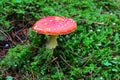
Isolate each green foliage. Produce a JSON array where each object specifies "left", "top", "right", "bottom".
[
  {"left": 0, "top": 0, "right": 120, "bottom": 80},
  {"left": 28, "top": 28, "right": 44, "bottom": 46},
  {"left": 0, "top": 45, "right": 32, "bottom": 70},
  {"left": 6, "top": 76, "right": 13, "bottom": 80}
]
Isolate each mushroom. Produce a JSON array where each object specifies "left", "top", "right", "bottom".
[{"left": 32, "top": 16, "right": 77, "bottom": 49}]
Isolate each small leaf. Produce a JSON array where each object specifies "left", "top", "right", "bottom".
[
  {"left": 112, "top": 68, "right": 118, "bottom": 72},
  {"left": 102, "top": 60, "right": 112, "bottom": 66},
  {"left": 6, "top": 76, "right": 13, "bottom": 80}
]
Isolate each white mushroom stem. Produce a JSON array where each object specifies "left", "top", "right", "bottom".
[{"left": 46, "top": 35, "right": 58, "bottom": 49}]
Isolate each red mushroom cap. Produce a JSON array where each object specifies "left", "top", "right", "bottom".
[{"left": 32, "top": 16, "right": 77, "bottom": 35}]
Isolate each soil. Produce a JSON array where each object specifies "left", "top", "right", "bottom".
[{"left": 0, "top": 20, "right": 33, "bottom": 60}]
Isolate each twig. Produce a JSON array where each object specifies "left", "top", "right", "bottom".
[
  {"left": 60, "top": 55, "right": 73, "bottom": 68},
  {"left": 6, "top": 32, "right": 16, "bottom": 45},
  {"left": 55, "top": 61, "right": 62, "bottom": 80},
  {"left": 0, "top": 29, "right": 16, "bottom": 45},
  {"left": 82, "top": 54, "right": 94, "bottom": 68},
  {"left": 50, "top": 56, "right": 58, "bottom": 64},
  {"left": 12, "top": 31, "right": 24, "bottom": 43},
  {"left": 30, "top": 68, "right": 35, "bottom": 80}
]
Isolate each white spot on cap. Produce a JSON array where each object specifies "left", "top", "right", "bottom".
[
  {"left": 44, "top": 22, "right": 48, "bottom": 25},
  {"left": 46, "top": 28, "right": 51, "bottom": 31},
  {"left": 55, "top": 16, "right": 64, "bottom": 21},
  {"left": 50, "top": 20, "right": 53, "bottom": 22},
  {"left": 34, "top": 26, "right": 38, "bottom": 30}
]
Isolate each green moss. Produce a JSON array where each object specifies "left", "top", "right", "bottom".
[{"left": 0, "top": 0, "right": 120, "bottom": 79}]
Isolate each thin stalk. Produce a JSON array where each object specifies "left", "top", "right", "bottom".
[{"left": 46, "top": 35, "right": 58, "bottom": 49}]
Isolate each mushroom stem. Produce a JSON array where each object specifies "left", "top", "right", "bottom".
[{"left": 46, "top": 35, "right": 58, "bottom": 49}]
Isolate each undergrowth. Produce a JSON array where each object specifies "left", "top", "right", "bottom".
[{"left": 0, "top": 0, "right": 120, "bottom": 80}]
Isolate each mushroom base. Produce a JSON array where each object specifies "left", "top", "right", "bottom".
[{"left": 46, "top": 35, "right": 58, "bottom": 49}]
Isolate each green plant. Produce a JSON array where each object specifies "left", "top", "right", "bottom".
[
  {"left": 0, "top": 45, "right": 32, "bottom": 69},
  {"left": 0, "top": 0, "right": 120, "bottom": 79}
]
